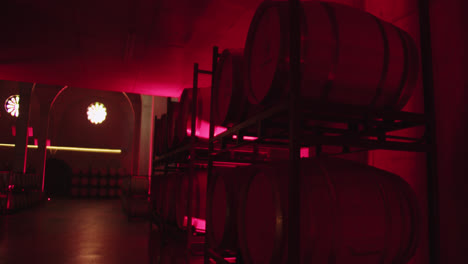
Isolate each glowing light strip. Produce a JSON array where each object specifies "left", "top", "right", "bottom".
[
  {"left": 0, "top": 143, "right": 121, "bottom": 153},
  {"left": 47, "top": 146, "right": 121, "bottom": 154}
]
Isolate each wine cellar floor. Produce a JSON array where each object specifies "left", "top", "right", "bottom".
[{"left": 0, "top": 199, "right": 149, "bottom": 264}]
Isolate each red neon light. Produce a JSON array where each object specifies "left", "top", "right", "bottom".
[
  {"left": 232, "top": 135, "right": 258, "bottom": 141},
  {"left": 300, "top": 147, "right": 310, "bottom": 158},
  {"left": 183, "top": 216, "right": 206, "bottom": 233},
  {"left": 184, "top": 119, "right": 259, "bottom": 141},
  {"left": 186, "top": 119, "right": 227, "bottom": 139}
]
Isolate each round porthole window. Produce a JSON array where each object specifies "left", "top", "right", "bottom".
[
  {"left": 5, "top": 95, "right": 20, "bottom": 117},
  {"left": 87, "top": 102, "right": 107, "bottom": 124}
]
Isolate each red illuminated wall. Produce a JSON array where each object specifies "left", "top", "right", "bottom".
[
  {"left": 363, "top": 1, "right": 428, "bottom": 264},
  {"left": 46, "top": 87, "right": 140, "bottom": 174},
  {"left": 365, "top": 0, "right": 468, "bottom": 263}
]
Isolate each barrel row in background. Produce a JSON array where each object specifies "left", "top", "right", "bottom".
[
  {"left": 3, "top": 191, "right": 42, "bottom": 213},
  {"left": 0, "top": 171, "right": 42, "bottom": 191},
  {"left": 1, "top": 171, "right": 44, "bottom": 214},
  {"left": 70, "top": 167, "right": 128, "bottom": 199}
]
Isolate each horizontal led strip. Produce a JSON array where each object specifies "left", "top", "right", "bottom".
[
  {"left": 47, "top": 146, "right": 121, "bottom": 154},
  {"left": 0, "top": 143, "right": 121, "bottom": 154}
]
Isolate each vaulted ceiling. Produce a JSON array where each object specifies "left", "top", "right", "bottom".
[{"left": 0, "top": 0, "right": 263, "bottom": 97}]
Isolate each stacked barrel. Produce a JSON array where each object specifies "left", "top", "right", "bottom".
[
  {"left": 154, "top": 87, "right": 220, "bottom": 156},
  {"left": 120, "top": 175, "right": 150, "bottom": 219},
  {"left": 152, "top": 170, "right": 207, "bottom": 233},
  {"left": 150, "top": 1, "right": 422, "bottom": 263},
  {"left": 201, "top": 1, "right": 421, "bottom": 264},
  {"left": 0, "top": 172, "right": 43, "bottom": 213},
  {"left": 70, "top": 167, "right": 125, "bottom": 199},
  {"left": 206, "top": 158, "right": 420, "bottom": 264}
]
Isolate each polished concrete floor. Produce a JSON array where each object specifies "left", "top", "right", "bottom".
[{"left": 0, "top": 199, "right": 149, "bottom": 264}]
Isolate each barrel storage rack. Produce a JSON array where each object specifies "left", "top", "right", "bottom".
[
  {"left": 0, "top": 171, "right": 43, "bottom": 215},
  {"left": 150, "top": 47, "right": 273, "bottom": 259},
  {"left": 204, "top": 79, "right": 428, "bottom": 263},
  {"left": 203, "top": 1, "right": 437, "bottom": 264},
  {"left": 150, "top": 52, "right": 218, "bottom": 256},
  {"left": 151, "top": 0, "right": 438, "bottom": 263}
]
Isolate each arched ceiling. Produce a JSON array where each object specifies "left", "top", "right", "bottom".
[{"left": 0, "top": 0, "right": 263, "bottom": 97}]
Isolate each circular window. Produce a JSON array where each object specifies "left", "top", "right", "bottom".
[
  {"left": 87, "top": 102, "right": 107, "bottom": 124},
  {"left": 5, "top": 95, "right": 20, "bottom": 117}
]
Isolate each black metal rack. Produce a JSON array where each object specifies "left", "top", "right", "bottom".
[
  {"left": 151, "top": 1, "right": 438, "bottom": 262},
  {"left": 151, "top": 49, "right": 220, "bottom": 255},
  {"left": 203, "top": 1, "right": 436, "bottom": 264}
]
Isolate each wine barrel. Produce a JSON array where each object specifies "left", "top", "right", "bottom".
[
  {"left": 89, "top": 187, "right": 98, "bottom": 197},
  {"left": 71, "top": 175, "right": 80, "bottom": 186},
  {"left": 175, "top": 87, "right": 212, "bottom": 141},
  {"left": 244, "top": 1, "right": 419, "bottom": 111},
  {"left": 213, "top": 49, "right": 251, "bottom": 127},
  {"left": 175, "top": 170, "right": 207, "bottom": 231},
  {"left": 121, "top": 176, "right": 149, "bottom": 195},
  {"left": 237, "top": 157, "right": 420, "bottom": 264},
  {"left": 161, "top": 173, "right": 179, "bottom": 222},
  {"left": 159, "top": 114, "right": 168, "bottom": 154},
  {"left": 206, "top": 166, "right": 251, "bottom": 250},
  {"left": 99, "top": 188, "right": 107, "bottom": 198},
  {"left": 0, "top": 172, "right": 9, "bottom": 190},
  {"left": 167, "top": 102, "right": 181, "bottom": 148},
  {"left": 79, "top": 187, "right": 88, "bottom": 197},
  {"left": 109, "top": 176, "right": 117, "bottom": 187},
  {"left": 71, "top": 187, "right": 79, "bottom": 197},
  {"left": 153, "top": 118, "right": 161, "bottom": 155},
  {"left": 99, "top": 176, "right": 108, "bottom": 187}
]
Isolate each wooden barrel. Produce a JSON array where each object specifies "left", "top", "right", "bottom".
[
  {"left": 121, "top": 176, "right": 149, "bottom": 195},
  {"left": 175, "top": 170, "right": 207, "bottom": 231},
  {"left": 71, "top": 187, "right": 79, "bottom": 197},
  {"left": 206, "top": 166, "right": 251, "bottom": 250},
  {"left": 89, "top": 187, "right": 98, "bottom": 197},
  {"left": 99, "top": 188, "right": 107, "bottom": 198},
  {"left": 79, "top": 187, "right": 88, "bottom": 197},
  {"left": 244, "top": 1, "right": 419, "bottom": 111},
  {"left": 161, "top": 173, "right": 179, "bottom": 222},
  {"left": 237, "top": 157, "right": 420, "bottom": 264},
  {"left": 167, "top": 102, "right": 181, "bottom": 148},
  {"left": 109, "top": 176, "right": 117, "bottom": 187},
  {"left": 159, "top": 114, "right": 168, "bottom": 154},
  {"left": 108, "top": 188, "right": 117, "bottom": 198},
  {"left": 99, "top": 176, "right": 108, "bottom": 187},
  {"left": 175, "top": 87, "right": 212, "bottom": 141},
  {"left": 90, "top": 169, "right": 99, "bottom": 186},
  {"left": 153, "top": 118, "right": 161, "bottom": 155},
  {"left": 154, "top": 176, "right": 164, "bottom": 215},
  {"left": 0, "top": 172, "right": 9, "bottom": 190},
  {"left": 213, "top": 49, "right": 251, "bottom": 127}
]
